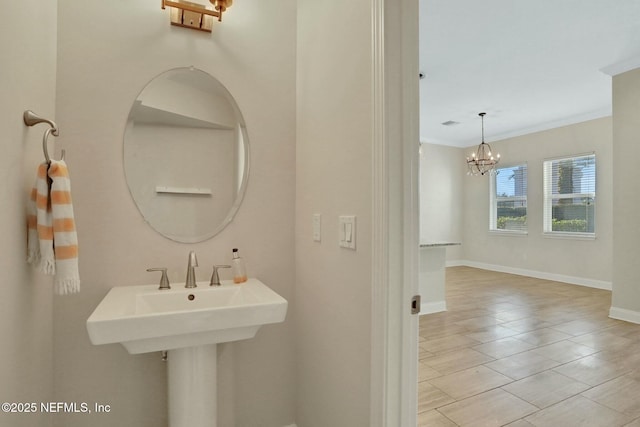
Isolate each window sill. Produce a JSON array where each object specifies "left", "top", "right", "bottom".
[
  {"left": 489, "top": 230, "right": 528, "bottom": 237},
  {"left": 543, "top": 232, "right": 596, "bottom": 240}
]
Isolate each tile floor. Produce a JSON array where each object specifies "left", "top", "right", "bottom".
[{"left": 418, "top": 266, "right": 640, "bottom": 427}]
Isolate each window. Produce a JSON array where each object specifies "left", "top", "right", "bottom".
[
  {"left": 490, "top": 164, "right": 528, "bottom": 233},
  {"left": 543, "top": 153, "right": 596, "bottom": 237}
]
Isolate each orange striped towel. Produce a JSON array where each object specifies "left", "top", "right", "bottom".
[{"left": 27, "top": 160, "right": 80, "bottom": 295}]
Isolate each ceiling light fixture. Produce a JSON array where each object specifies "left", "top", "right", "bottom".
[
  {"left": 161, "top": 0, "right": 233, "bottom": 32},
  {"left": 466, "top": 112, "right": 500, "bottom": 176}
]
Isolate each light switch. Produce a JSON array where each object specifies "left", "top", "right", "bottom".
[
  {"left": 345, "top": 222, "right": 353, "bottom": 242},
  {"left": 312, "top": 214, "right": 322, "bottom": 242},
  {"left": 339, "top": 215, "right": 356, "bottom": 250}
]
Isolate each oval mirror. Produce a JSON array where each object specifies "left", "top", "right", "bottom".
[{"left": 124, "top": 67, "right": 249, "bottom": 243}]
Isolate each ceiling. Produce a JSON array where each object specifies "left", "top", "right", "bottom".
[{"left": 419, "top": 0, "right": 640, "bottom": 148}]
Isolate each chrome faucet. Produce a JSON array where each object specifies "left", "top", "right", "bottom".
[{"left": 185, "top": 251, "right": 198, "bottom": 288}]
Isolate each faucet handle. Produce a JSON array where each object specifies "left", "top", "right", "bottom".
[
  {"left": 210, "top": 265, "right": 231, "bottom": 286},
  {"left": 147, "top": 267, "right": 171, "bottom": 290}
]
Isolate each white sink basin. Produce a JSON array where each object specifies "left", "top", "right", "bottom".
[{"left": 86, "top": 278, "right": 287, "bottom": 354}]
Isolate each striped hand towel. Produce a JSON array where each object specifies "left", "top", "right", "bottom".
[{"left": 27, "top": 160, "right": 80, "bottom": 295}]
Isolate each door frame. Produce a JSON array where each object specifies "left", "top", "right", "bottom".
[{"left": 370, "top": 0, "right": 420, "bottom": 425}]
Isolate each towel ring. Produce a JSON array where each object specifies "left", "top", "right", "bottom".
[{"left": 23, "top": 110, "right": 65, "bottom": 163}]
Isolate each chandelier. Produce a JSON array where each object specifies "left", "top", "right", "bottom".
[{"left": 466, "top": 112, "right": 500, "bottom": 176}]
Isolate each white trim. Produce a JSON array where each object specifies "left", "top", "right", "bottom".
[
  {"left": 370, "top": 0, "right": 420, "bottom": 426},
  {"left": 609, "top": 307, "right": 640, "bottom": 324},
  {"left": 542, "top": 151, "right": 596, "bottom": 162},
  {"left": 399, "top": 0, "right": 420, "bottom": 423},
  {"left": 458, "top": 260, "right": 612, "bottom": 291},
  {"left": 449, "top": 109, "right": 612, "bottom": 148},
  {"left": 489, "top": 230, "right": 528, "bottom": 237},
  {"left": 420, "top": 301, "right": 447, "bottom": 315},
  {"left": 369, "top": 0, "right": 390, "bottom": 427},
  {"left": 446, "top": 260, "right": 465, "bottom": 267},
  {"left": 600, "top": 56, "right": 640, "bottom": 76},
  {"left": 369, "top": 0, "right": 388, "bottom": 421},
  {"left": 542, "top": 232, "right": 596, "bottom": 240}
]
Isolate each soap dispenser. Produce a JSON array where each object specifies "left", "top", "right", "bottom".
[{"left": 231, "top": 248, "right": 247, "bottom": 284}]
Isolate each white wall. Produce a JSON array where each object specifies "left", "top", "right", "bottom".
[
  {"left": 611, "top": 68, "right": 640, "bottom": 321},
  {"left": 0, "top": 2, "right": 56, "bottom": 426},
  {"left": 54, "top": 1, "right": 296, "bottom": 426},
  {"left": 462, "top": 117, "right": 613, "bottom": 287},
  {"left": 420, "top": 143, "right": 464, "bottom": 261},
  {"left": 295, "top": 0, "right": 374, "bottom": 425}
]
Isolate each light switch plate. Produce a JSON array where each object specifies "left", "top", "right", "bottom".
[
  {"left": 339, "top": 215, "right": 356, "bottom": 250},
  {"left": 312, "top": 214, "right": 322, "bottom": 242}
]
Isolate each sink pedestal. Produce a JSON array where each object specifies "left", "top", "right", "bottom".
[{"left": 168, "top": 344, "right": 217, "bottom": 427}]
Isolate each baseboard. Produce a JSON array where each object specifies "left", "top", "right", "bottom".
[
  {"left": 609, "top": 307, "right": 640, "bottom": 324},
  {"left": 420, "top": 300, "right": 446, "bottom": 315},
  {"left": 446, "top": 259, "right": 465, "bottom": 267},
  {"left": 456, "top": 260, "right": 612, "bottom": 291}
]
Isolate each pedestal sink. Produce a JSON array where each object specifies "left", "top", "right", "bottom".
[{"left": 86, "top": 278, "right": 287, "bottom": 427}]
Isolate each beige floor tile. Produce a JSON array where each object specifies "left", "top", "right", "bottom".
[
  {"left": 513, "top": 328, "right": 573, "bottom": 346},
  {"left": 472, "top": 337, "right": 536, "bottom": 359},
  {"left": 438, "top": 389, "right": 537, "bottom": 427},
  {"left": 455, "top": 315, "right": 503, "bottom": 331},
  {"left": 504, "top": 419, "right": 536, "bottom": 426},
  {"left": 485, "top": 350, "right": 561, "bottom": 380},
  {"left": 422, "top": 333, "right": 481, "bottom": 354},
  {"left": 420, "top": 323, "right": 471, "bottom": 341},
  {"left": 500, "top": 317, "right": 555, "bottom": 333},
  {"left": 418, "top": 267, "right": 639, "bottom": 425},
  {"left": 418, "top": 409, "right": 457, "bottom": 427},
  {"left": 502, "top": 370, "right": 590, "bottom": 409},
  {"left": 448, "top": 309, "right": 494, "bottom": 322},
  {"left": 583, "top": 374, "right": 640, "bottom": 417},
  {"left": 417, "top": 381, "right": 455, "bottom": 413},
  {"left": 485, "top": 302, "right": 528, "bottom": 314},
  {"left": 429, "top": 365, "right": 512, "bottom": 400},
  {"left": 530, "top": 339, "right": 597, "bottom": 363},
  {"left": 418, "top": 344, "right": 435, "bottom": 360},
  {"left": 591, "top": 343, "right": 640, "bottom": 369},
  {"left": 551, "top": 319, "right": 608, "bottom": 336},
  {"left": 553, "top": 355, "right": 631, "bottom": 386},
  {"left": 463, "top": 325, "right": 520, "bottom": 343},
  {"left": 603, "top": 322, "right": 640, "bottom": 340},
  {"left": 570, "top": 330, "right": 635, "bottom": 352},
  {"left": 524, "top": 395, "right": 631, "bottom": 426},
  {"left": 422, "top": 348, "right": 494, "bottom": 375},
  {"left": 494, "top": 309, "right": 533, "bottom": 322},
  {"left": 418, "top": 360, "right": 442, "bottom": 382},
  {"left": 623, "top": 417, "right": 640, "bottom": 426}
]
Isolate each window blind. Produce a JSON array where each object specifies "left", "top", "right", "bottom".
[{"left": 543, "top": 153, "right": 596, "bottom": 236}]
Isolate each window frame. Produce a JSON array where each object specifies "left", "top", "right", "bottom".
[
  {"left": 542, "top": 152, "right": 596, "bottom": 240},
  {"left": 489, "top": 163, "right": 528, "bottom": 235}
]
